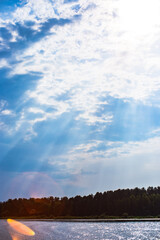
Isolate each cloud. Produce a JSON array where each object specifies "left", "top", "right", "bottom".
[
  {"left": 0, "top": 100, "right": 15, "bottom": 134},
  {"left": 47, "top": 136, "right": 160, "bottom": 194},
  {"left": 0, "top": 59, "right": 9, "bottom": 68},
  {"left": 0, "top": 101, "right": 14, "bottom": 116},
  {"left": 1, "top": 135, "right": 160, "bottom": 199},
  {"left": 55, "top": 136, "right": 160, "bottom": 177},
  {"left": 0, "top": 17, "right": 75, "bottom": 61},
  {"left": 0, "top": 0, "right": 160, "bottom": 141},
  {"left": 1, "top": 109, "right": 13, "bottom": 115},
  {"left": 1, "top": 0, "right": 159, "bottom": 139}
]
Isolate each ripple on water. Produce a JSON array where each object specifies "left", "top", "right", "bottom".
[{"left": 1, "top": 220, "right": 160, "bottom": 240}]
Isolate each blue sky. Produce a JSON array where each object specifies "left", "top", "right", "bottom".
[{"left": 1, "top": 0, "right": 160, "bottom": 201}]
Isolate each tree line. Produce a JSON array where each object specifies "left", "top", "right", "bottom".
[{"left": 1, "top": 187, "right": 160, "bottom": 218}]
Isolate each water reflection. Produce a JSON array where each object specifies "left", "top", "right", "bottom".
[{"left": 1, "top": 220, "right": 160, "bottom": 240}]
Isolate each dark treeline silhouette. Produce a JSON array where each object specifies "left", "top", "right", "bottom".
[{"left": 1, "top": 187, "right": 160, "bottom": 218}]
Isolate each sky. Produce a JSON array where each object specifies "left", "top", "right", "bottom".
[{"left": 1, "top": 0, "right": 160, "bottom": 201}]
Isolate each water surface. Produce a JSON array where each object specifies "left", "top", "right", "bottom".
[{"left": 1, "top": 220, "right": 160, "bottom": 240}]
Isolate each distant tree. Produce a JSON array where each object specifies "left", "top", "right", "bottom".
[{"left": 1, "top": 187, "right": 160, "bottom": 218}]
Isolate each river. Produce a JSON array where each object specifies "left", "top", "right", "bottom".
[{"left": 1, "top": 220, "right": 160, "bottom": 239}]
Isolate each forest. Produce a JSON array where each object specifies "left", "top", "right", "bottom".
[{"left": 1, "top": 187, "right": 160, "bottom": 218}]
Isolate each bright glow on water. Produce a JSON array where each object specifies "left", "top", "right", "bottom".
[{"left": 1, "top": 220, "right": 160, "bottom": 240}]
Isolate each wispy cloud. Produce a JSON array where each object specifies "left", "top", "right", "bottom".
[{"left": 47, "top": 136, "right": 160, "bottom": 194}]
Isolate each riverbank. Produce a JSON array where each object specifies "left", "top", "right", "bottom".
[{"left": 2, "top": 218, "right": 160, "bottom": 222}]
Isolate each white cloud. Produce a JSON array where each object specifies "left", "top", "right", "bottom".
[
  {"left": 13, "top": 0, "right": 56, "bottom": 22},
  {"left": 151, "top": 128, "right": 160, "bottom": 135},
  {"left": 1, "top": 109, "right": 13, "bottom": 115},
  {"left": 28, "top": 107, "right": 45, "bottom": 114},
  {"left": 12, "top": 0, "right": 85, "bottom": 23},
  {"left": 54, "top": 137, "right": 160, "bottom": 172},
  {"left": 0, "top": 59, "right": 9, "bottom": 69},
  {"left": 10, "top": 30, "right": 19, "bottom": 42},
  {"left": 75, "top": 112, "right": 113, "bottom": 125},
  {"left": 47, "top": 136, "right": 160, "bottom": 190},
  {"left": 1, "top": 0, "right": 160, "bottom": 137},
  {"left": 69, "top": 140, "right": 103, "bottom": 153},
  {"left": 0, "top": 100, "right": 16, "bottom": 134},
  {"left": 0, "top": 100, "right": 14, "bottom": 117},
  {"left": 13, "top": 3, "right": 160, "bottom": 92}
]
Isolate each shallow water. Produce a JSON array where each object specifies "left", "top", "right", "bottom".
[{"left": 1, "top": 220, "right": 160, "bottom": 240}]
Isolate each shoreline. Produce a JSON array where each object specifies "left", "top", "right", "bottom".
[{"left": 2, "top": 218, "right": 160, "bottom": 222}]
